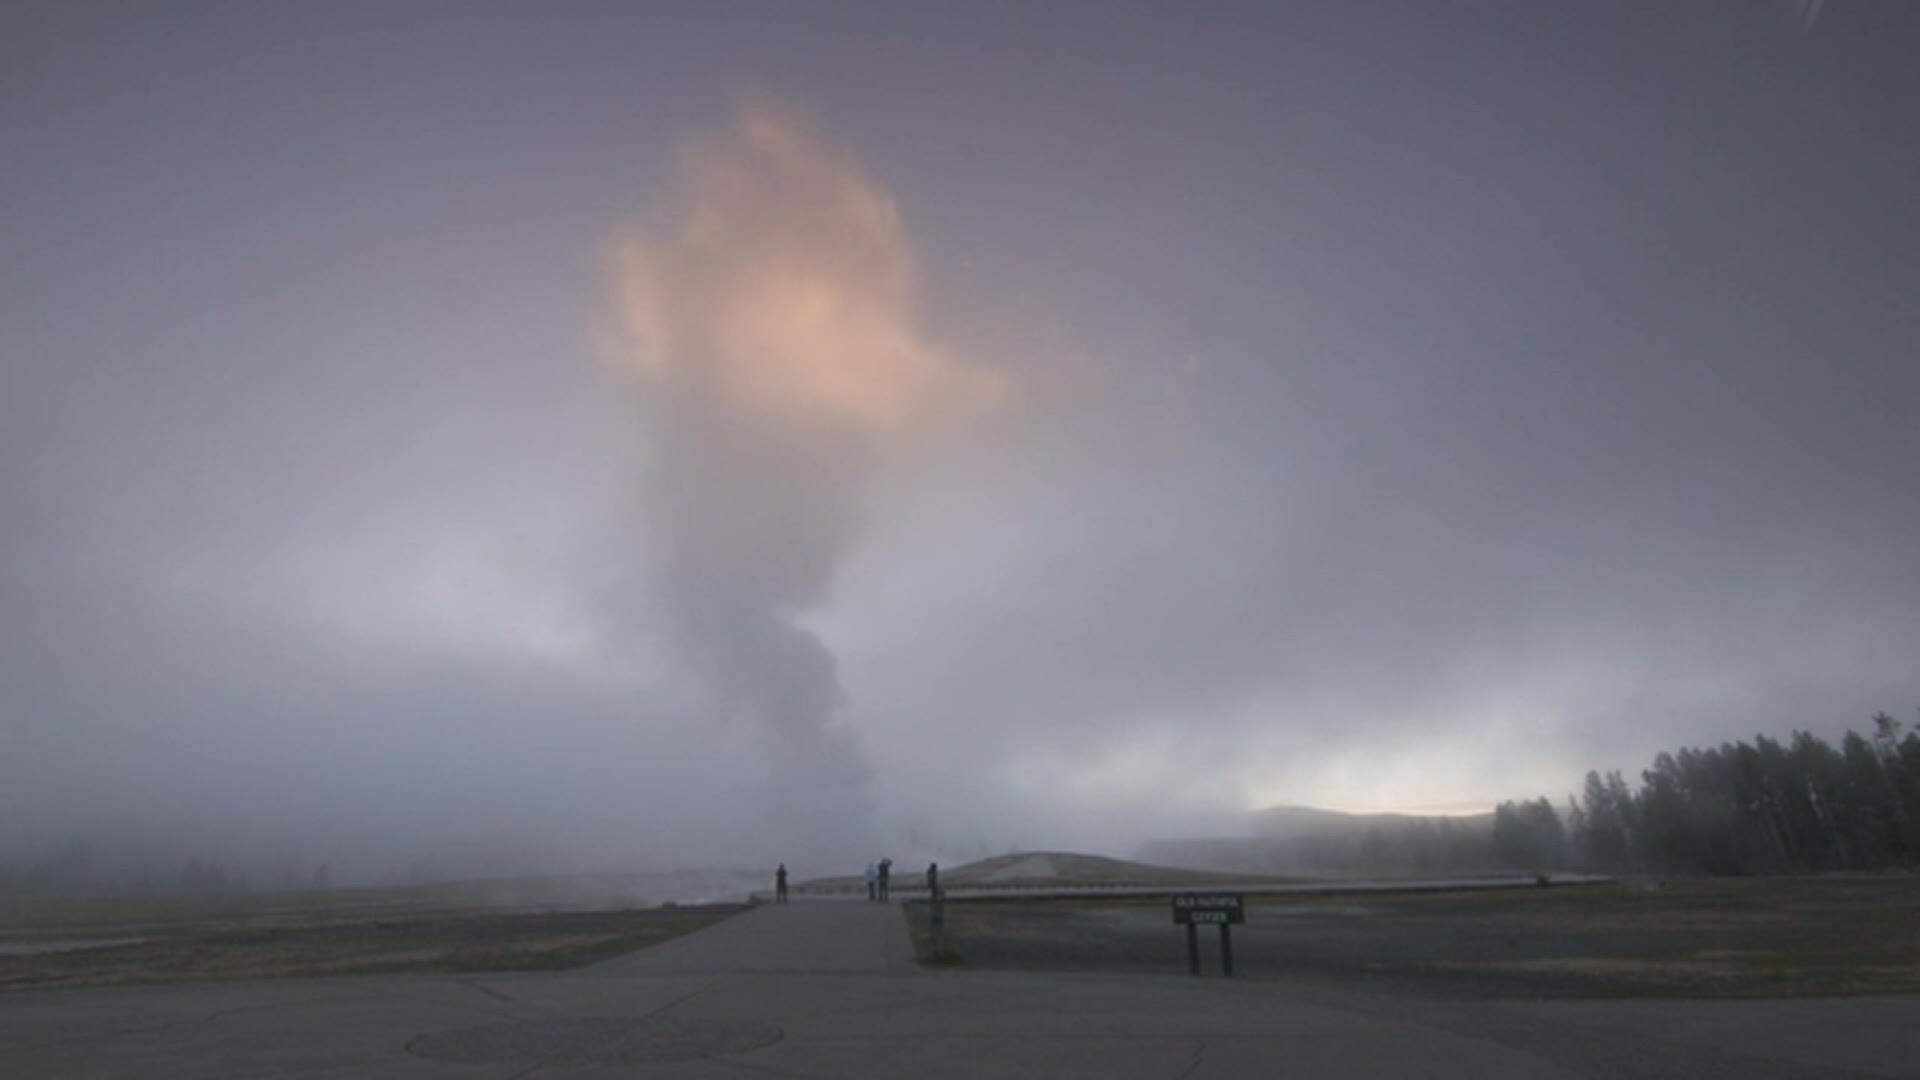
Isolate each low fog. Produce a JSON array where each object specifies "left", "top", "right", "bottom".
[{"left": 3, "top": 3, "right": 1916, "bottom": 889}]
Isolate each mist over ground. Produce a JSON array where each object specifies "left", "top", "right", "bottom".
[{"left": 3, "top": 2, "right": 1916, "bottom": 889}]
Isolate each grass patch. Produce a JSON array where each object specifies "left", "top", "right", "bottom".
[
  {"left": 0, "top": 904, "right": 743, "bottom": 992},
  {"left": 924, "top": 875, "right": 1920, "bottom": 999},
  {"left": 901, "top": 901, "right": 967, "bottom": 967}
]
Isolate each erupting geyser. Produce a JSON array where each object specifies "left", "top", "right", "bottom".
[{"left": 607, "top": 103, "right": 1005, "bottom": 856}]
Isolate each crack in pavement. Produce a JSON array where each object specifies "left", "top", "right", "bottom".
[
  {"left": 642, "top": 979, "right": 717, "bottom": 1019},
  {"left": 719, "top": 1056, "right": 825, "bottom": 1079},
  {"left": 457, "top": 977, "right": 543, "bottom": 1015},
  {"left": 18, "top": 991, "right": 365, "bottom": 1053},
  {"left": 1172, "top": 1038, "right": 1207, "bottom": 1080}
]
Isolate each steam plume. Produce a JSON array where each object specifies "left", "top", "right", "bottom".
[{"left": 609, "top": 104, "right": 1003, "bottom": 856}]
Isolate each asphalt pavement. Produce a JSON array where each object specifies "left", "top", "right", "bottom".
[{"left": 2, "top": 899, "right": 1913, "bottom": 1078}]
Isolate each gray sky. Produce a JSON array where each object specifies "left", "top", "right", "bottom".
[{"left": 3, "top": 1, "right": 1916, "bottom": 879}]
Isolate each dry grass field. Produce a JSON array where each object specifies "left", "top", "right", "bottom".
[
  {"left": 0, "top": 878, "right": 744, "bottom": 992},
  {"left": 908, "top": 874, "right": 1920, "bottom": 999}
]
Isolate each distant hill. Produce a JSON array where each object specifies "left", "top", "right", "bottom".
[
  {"left": 795, "top": 850, "right": 1292, "bottom": 895},
  {"left": 1140, "top": 805, "right": 1503, "bottom": 879},
  {"left": 940, "top": 851, "right": 1286, "bottom": 888},
  {"left": 1252, "top": 803, "right": 1494, "bottom": 835}
]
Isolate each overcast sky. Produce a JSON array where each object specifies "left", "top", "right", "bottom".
[{"left": 3, "top": 1, "right": 1916, "bottom": 879}]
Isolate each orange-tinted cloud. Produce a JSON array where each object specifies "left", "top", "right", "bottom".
[{"left": 611, "top": 103, "right": 1004, "bottom": 438}]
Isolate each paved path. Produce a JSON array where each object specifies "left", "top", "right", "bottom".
[
  {"left": 4, "top": 899, "right": 1916, "bottom": 1078},
  {"left": 591, "top": 898, "right": 915, "bottom": 976}
]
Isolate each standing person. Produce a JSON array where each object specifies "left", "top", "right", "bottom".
[
  {"left": 878, "top": 857, "right": 892, "bottom": 901},
  {"left": 926, "top": 861, "right": 939, "bottom": 898},
  {"left": 865, "top": 861, "right": 877, "bottom": 901},
  {"left": 775, "top": 863, "right": 788, "bottom": 904}
]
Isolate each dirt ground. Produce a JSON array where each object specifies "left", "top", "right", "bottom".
[
  {"left": 0, "top": 899, "right": 741, "bottom": 992},
  {"left": 908, "top": 875, "right": 1920, "bottom": 999}
]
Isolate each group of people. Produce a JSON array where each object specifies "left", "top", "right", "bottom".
[
  {"left": 868, "top": 858, "right": 941, "bottom": 901},
  {"left": 769, "top": 858, "right": 941, "bottom": 904},
  {"left": 864, "top": 857, "right": 893, "bottom": 900}
]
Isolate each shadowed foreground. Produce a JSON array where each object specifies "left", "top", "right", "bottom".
[{"left": 3, "top": 898, "right": 1917, "bottom": 1077}]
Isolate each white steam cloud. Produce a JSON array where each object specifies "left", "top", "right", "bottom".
[{"left": 608, "top": 103, "right": 1005, "bottom": 860}]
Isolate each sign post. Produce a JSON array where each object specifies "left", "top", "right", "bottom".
[{"left": 1171, "top": 893, "right": 1244, "bottom": 977}]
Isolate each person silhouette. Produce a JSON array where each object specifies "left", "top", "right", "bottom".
[{"left": 775, "top": 863, "right": 789, "bottom": 904}]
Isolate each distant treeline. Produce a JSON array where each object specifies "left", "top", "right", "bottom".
[
  {"left": 1497, "top": 712, "right": 1920, "bottom": 876},
  {"left": 1142, "top": 805, "right": 1505, "bottom": 879},
  {"left": 1144, "top": 712, "right": 1920, "bottom": 881},
  {"left": 0, "top": 841, "right": 330, "bottom": 902},
  {"left": 1262, "top": 813, "right": 1498, "bottom": 877}
]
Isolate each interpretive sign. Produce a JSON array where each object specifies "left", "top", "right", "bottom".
[
  {"left": 1171, "top": 893, "right": 1243, "bottom": 976},
  {"left": 1170, "top": 894, "right": 1245, "bottom": 925}
]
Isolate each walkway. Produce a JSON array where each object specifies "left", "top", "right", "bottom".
[{"left": 590, "top": 897, "right": 915, "bottom": 975}]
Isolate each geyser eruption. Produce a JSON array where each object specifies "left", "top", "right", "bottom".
[{"left": 609, "top": 104, "right": 1003, "bottom": 858}]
